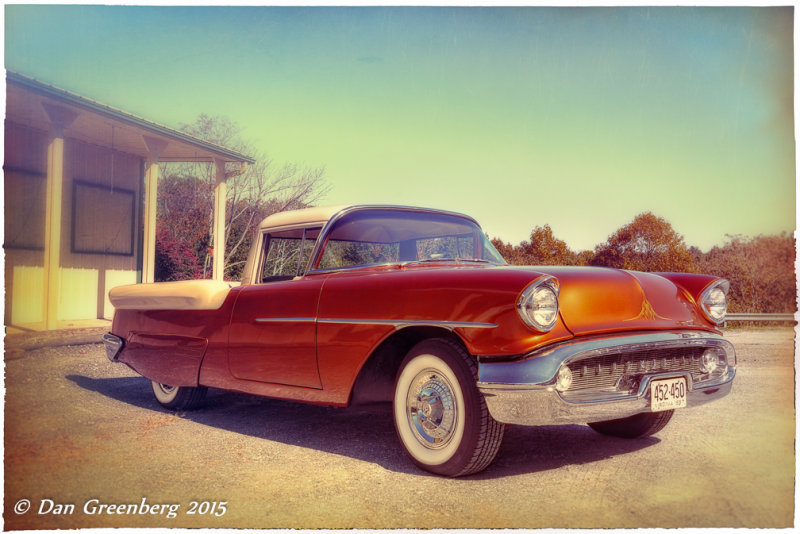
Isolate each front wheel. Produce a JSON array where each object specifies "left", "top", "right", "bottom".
[
  {"left": 588, "top": 410, "right": 674, "bottom": 439},
  {"left": 151, "top": 381, "right": 207, "bottom": 410},
  {"left": 393, "top": 338, "right": 505, "bottom": 477}
]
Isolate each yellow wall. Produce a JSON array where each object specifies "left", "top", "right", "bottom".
[
  {"left": 4, "top": 122, "right": 144, "bottom": 327},
  {"left": 57, "top": 139, "right": 142, "bottom": 323},
  {"left": 9, "top": 265, "right": 44, "bottom": 325},
  {"left": 4, "top": 123, "right": 47, "bottom": 327}
]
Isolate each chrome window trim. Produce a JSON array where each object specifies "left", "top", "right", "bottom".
[
  {"left": 307, "top": 261, "right": 402, "bottom": 275},
  {"left": 302, "top": 205, "right": 487, "bottom": 276},
  {"left": 254, "top": 225, "right": 323, "bottom": 284},
  {"left": 308, "top": 259, "right": 503, "bottom": 276}
]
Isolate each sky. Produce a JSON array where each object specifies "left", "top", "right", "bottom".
[{"left": 4, "top": 5, "right": 796, "bottom": 252}]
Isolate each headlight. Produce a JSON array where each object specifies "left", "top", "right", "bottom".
[
  {"left": 700, "top": 279, "right": 729, "bottom": 325},
  {"left": 517, "top": 276, "right": 560, "bottom": 332}
]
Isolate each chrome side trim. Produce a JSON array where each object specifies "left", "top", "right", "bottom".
[
  {"left": 318, "top": 318, "right": 498, "bottom": 330},
  {"left": 254, "top": 317, "right": 316, "bottom": 323},
  {"left": 102, "top": 333, "right": 124, "bottom": 362},
  {"left": 254, "top": 317, "right": 497, "bottom": 330}
]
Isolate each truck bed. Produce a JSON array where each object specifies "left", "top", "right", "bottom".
[{"left": 108, "top": 280, "right": 240, "bottom": 310}]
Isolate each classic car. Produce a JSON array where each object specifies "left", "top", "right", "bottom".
[{"left": 104, "top": 204, "right": 736, "bottom": 476}]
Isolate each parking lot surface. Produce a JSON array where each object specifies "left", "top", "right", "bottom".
[{"left": 3, "top": 327, "right": 795, "bottom": 529}]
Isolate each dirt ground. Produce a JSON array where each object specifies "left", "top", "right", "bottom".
[{"left": 3, "top": 326, "right": 796, "bottom": 529}]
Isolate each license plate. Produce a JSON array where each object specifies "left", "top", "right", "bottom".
[{"left": 650, "top": 377, "right": 687, "bottom": 412}]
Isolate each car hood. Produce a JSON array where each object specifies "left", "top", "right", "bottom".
[
  {"left": 505, "top": 265, "right": 710, "bottom": 336},
  {"left": 316, "top": 262, "right": 718, "bottom": 358}
]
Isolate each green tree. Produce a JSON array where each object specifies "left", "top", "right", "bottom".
[
  {"left": 697, "top": 233, "right": 796, "bottom": 313},
  {"left": 490, "top": 237, "right": 518, "bottom": 264},
  {"left": 591, "top": 212, "right": 697, "bottom": 272},
  {"left": 154, "top": 227, "right": 203, "bottom": 281},
  {"left": 156, "top": 174, "right": 214, "bottom": 278},
  {"left": 574, "top": 250, "right": 594, "bottom": 266},
  {"left": 491, "top": 214, "right": 794, "bottom": 314},
  {"left": 517, "top": 225, "right": 577, "bottom": 265},
  {"left": 492, "top": 226, "right": 581, "bottom": 266}
]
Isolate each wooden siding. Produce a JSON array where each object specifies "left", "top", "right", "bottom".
[
  {"left": 60, "top": 138, "right": 143, "bottom": 321},
  {"left": 4, "top": 122, "right": 47, "bottom": 326},
  {"left": 4, "top": 122, "right": 145, "bottom": 325}
]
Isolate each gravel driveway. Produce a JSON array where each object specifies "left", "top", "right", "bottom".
[{"left": 3, "top": 327, "right": 795, "bottom": 529}]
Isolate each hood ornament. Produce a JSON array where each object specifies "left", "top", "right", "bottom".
[{"left": 625, "top": 297, "right": 671, "bottom": 322}]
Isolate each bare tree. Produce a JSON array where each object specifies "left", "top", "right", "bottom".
[{"left": 159, "top": 114, "right": 329, "bottom": 280}]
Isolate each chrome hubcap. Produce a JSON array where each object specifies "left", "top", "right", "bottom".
[
  {"left": 157, "top": 383, "right": 176, "bottom": 395},
  {"left": 406, "top": 370, "right": 457, "bottom": 449}
]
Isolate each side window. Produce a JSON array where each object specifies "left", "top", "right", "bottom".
[
  {"left": 260, "top": 227, "right": 320, "bottom": 282},
  {"left": 262, "top": 237, "right": 303, "bottom": 281}
]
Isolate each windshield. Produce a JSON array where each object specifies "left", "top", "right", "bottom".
[{"left": 314, "top": 208, "right": 506, "bottom": 270}]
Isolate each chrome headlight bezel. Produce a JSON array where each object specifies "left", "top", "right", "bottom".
[
  {"left": 699, "top": 279, "right": 730, "bottom": 326},
  {"left": 517, "top": 276, "right": 560, "bottom": 332}
]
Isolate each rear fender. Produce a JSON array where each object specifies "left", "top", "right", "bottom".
[{"left": 118, "top": 333, "right": 208, "bottom": 387}]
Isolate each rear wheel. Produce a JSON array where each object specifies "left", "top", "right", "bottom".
[
  {"left": 588, "top": 410, "right": 674, "bottom": 439},
  {"left": 151, "top": 381, "right": 207, "bottom": 410},
  {"left": 393, "top": 338, "right": 505, "bottom": 477}
]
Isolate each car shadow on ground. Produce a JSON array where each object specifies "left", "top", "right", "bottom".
[{"left": 67, "top": 374, "right": 661, "bottom": 479}]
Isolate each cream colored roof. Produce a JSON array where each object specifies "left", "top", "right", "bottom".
[{"left": 257, "top": 204, "right": 353, "bottom": 231}]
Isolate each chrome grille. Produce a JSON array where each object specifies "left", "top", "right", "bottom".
[{"left": 564, "top": 345, "right": 724, "bottom": 394}]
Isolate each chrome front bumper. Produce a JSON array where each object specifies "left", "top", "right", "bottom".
[{"left": 477, "top": 331, "right": 736, "bottom": 426}]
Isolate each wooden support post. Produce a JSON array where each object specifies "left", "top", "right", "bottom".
[
  {"left": 213, "top": 158, "right": 227, "bottom": 281},
  {"left": 142, "top": 136, "right": 168, "bottom": 284},
  {"left": 41, "top": 103, "right": 78, "bottom": 330}
]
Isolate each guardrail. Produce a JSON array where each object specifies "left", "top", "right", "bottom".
[{"left": 726, "top": 313, "right": 796, "bottom": 322}]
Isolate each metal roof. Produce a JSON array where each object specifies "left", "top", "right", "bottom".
[
  {"left": 257, "top": 204, "right": 479, "bottom": 232},
  {"left": 6, "top": 71, "right": 256, "bottom": 164}
]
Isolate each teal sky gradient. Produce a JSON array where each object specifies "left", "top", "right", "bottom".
[{"left": 5, "top": 6, "right": 795, "bottom": 251}]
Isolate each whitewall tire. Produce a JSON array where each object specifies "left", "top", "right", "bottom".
[
  {"left": 393, "top": 338, "right": 505, "bottom": 476},
  {"left": 151, "top": 381, "right": 207, "bottom": 410}
]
